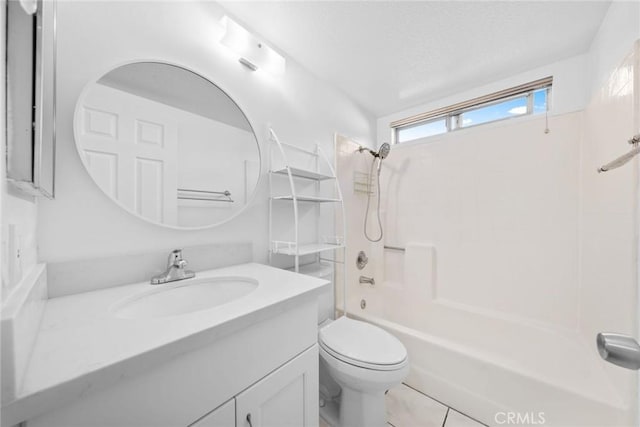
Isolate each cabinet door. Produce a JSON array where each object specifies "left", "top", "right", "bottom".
[
  {"left": 190, "top": 398, "right": 235, "bottom": 427},
  {"left": 236, "top": 345, "right": 318, "bottom": 427}
]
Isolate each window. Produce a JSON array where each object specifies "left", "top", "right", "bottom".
[
  {"left": 397, "top": 117, "right": 447, "bottom": 143},
  {"left": 392, "top": 77, "right": 552, "bottom": 143}
]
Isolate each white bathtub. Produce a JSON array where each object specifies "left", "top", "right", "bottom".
[{"left": 347, "top": 288, "right": 634, "bottom": 427}]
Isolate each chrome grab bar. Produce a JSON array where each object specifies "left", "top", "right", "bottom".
[
  {"left": 597, "top": 134, "right": 640, "bottom": 173},
  {"left": 384, "top": 245, "right": 405, "bottom": 252},
  {"left": 596, "top": 332, "right": 640, "bottom": 370}
]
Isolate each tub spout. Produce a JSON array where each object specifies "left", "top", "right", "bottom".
[{"left": 359, "top": 276, "right": 375, "bottom": 286}]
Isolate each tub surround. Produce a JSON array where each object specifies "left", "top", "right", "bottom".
[{"left": 1, "top": 262, "right": 329, "bottom": 426}]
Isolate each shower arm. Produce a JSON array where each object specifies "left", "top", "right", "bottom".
[
  {"left": 358, "top": 143, "right": 390, "bottom": 159},
  {"left": 598, "top": 134, "right": 640, "bottom": 173},
  {"left": 358, "top": 146, "right": 380, "bottom": 157}
]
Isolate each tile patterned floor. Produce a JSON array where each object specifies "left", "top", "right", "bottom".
[
  {"left": 386, "top": 383, "right": 486, "bottom": 427},
  {"left": 386, "top": 383, "right": 448, "bottom": 427},
  {"left": 443, "top": 408, "right": 486, "bottom": 427},
  {"left": 320, "top": 383, "right": 486, "bottom": 427}
]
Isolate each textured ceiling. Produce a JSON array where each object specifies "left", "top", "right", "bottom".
[{"left": 220, "top": 1, "right": 611, "bottom": 117}]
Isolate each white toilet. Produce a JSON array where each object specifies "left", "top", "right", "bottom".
[{"left": 318, "top": 315, "right": 409, "bottom": 427}]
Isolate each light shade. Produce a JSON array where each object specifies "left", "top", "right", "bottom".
[{"left": 219, "top": 16, "right": 286, "bottom": 76}]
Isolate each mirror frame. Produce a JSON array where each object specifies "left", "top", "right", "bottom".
[
  {"left": 6, "top": 0, "right": 57, "bottom": 198},
  {"left": 72, "top": 59, "right": 263, "bottom": 230}
]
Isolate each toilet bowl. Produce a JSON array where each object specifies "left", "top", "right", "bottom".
[{"left": 318, "top": 316, "right": 409, "bottom": 427}]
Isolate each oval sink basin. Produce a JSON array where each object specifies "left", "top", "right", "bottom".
[{"left": 112, "top": 277, "right": 259, "bottom": 319}]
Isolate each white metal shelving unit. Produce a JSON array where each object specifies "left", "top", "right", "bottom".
[{"left": 268, "top": 128, "right": 347, "bottom": 308}]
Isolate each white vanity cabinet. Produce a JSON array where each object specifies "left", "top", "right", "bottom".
[
  {"left": 235, "top": 346, "right": 318, "bottom": 427},
  {"left": 193, "top": 347, "right": 318, "bottom": 427},
  {"left": 191, "top": 399, "right": 235, "bottom": 427},
  {"left": 23, "top": 296, "right": 321, "bottom": 427}
]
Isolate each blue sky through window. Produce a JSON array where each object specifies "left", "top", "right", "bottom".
[
  {"left": 459, "top": 96, "right": 527, "bottom": 128},
  {"left": 533, "top": 88, "right": 548, "bottom": 113},
  {"left": 397, "top": 119, "right": 447, "bottom": 142}
]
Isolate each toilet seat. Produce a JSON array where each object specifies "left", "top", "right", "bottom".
[{"left": 319, "top": 317, "right": 407, "bottom": 371}]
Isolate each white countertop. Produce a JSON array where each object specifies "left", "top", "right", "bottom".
[{"left": 2, "top": 263, "right": 329, "bottom": 425}]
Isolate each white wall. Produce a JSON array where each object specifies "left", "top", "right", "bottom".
[
  {"left": 1, "top": 0, "right": 39, "bottom": 303},
  {"left": 37, "top": 1, "right": 375, "bottom": 270},
  {"left": 586, "top": 1, "right": 640, "bottom": 95},
  {"left": 376, "top": 53, "right": 588, "bottom": 147}
]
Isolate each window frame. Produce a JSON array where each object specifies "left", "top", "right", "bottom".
[{"left": 392, "top": 77, "right": 552, "bottom": 144}]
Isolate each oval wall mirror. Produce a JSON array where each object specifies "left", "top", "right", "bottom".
[{"left": 73, "top": 62, "right": 260, "bottom": 229}]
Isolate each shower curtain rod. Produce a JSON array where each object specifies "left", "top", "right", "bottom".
[{"left": 597, "top": 134, "right": 640, "bottom": 173}]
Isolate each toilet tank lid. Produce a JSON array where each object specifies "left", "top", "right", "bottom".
[{"left": 319, "top": 316, "right": 407, "bottom": 366}]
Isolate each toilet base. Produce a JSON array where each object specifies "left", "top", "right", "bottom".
[
  {"left": 319, "top": 397, "right": 339, "bottom": 427},
  {"left": 338, "top": 385, "right": 387, "bottom": 427}
]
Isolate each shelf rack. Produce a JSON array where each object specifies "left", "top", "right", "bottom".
[
  {"left": 271, "top": 195, "right": 342, "bottom": 203},
  {"left": 268, "top": 128, "right": 347, "bottom": 310},
  {"left": 271, "top": 241, "right": 344, "bottom": 256},
  {"left": 271, "top": 167, "right": 335, "bottom": 181}
]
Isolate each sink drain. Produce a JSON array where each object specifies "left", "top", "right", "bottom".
[{"left": 360, "top": 299, "right": 366, "bottom": 309}]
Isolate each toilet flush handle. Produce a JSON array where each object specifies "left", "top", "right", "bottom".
[{"left": 246, "top": 413, "right": 253, "bottom": 427}]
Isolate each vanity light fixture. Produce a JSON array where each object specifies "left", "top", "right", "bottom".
[{"left": 219, "top": 15, "right": 286, "bottom": 76}]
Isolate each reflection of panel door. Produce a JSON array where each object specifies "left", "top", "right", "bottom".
[{"left": 79, "top": 84, "right": 178, "bottom": 225}]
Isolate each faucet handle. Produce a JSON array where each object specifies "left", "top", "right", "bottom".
[{"left": 168, "top": 249, "right": 185, "bottom": 267}]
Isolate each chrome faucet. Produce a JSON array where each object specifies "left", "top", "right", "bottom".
[
  {"left": 359, "top": 275, "right": 375, "bottom": 286},
  {"left": 150, "top": 249, "right": 195, "bottom": 284}
]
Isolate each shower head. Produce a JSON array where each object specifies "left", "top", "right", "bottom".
[
  {"left": 378, "top": 143, "right": 391, "bottom": 159},
  {"left": 358, "top": 143, "right": 391, "bottom": 159}
]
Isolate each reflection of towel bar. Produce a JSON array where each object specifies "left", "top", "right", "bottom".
[
  {"left": 177, "top": 188, "right": 234, "bottom": 203},
  {"left": 384, "top": 245, "right": 405, "bottom": 252}
]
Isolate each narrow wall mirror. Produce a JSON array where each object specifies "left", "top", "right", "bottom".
[
  {"left": 6, "top": 0, "right": 56, "bottom": 198},
  {"left": 73, "top": 62, "right": 261, "bottom": 229}
]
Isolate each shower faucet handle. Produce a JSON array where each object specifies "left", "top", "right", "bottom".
[{"left": 356, "top": 251, "right": 369, "bottom": 270}]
